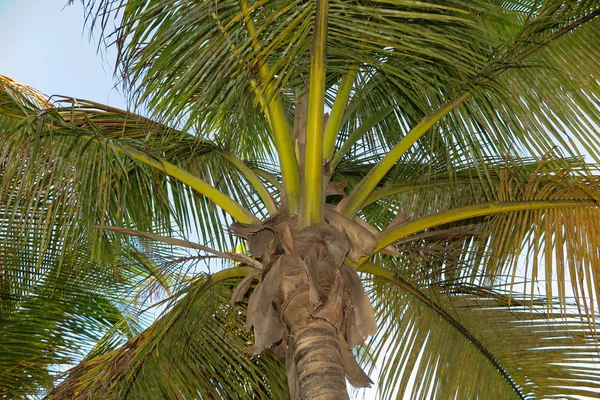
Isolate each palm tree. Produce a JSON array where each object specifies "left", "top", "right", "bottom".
[{"left": 2, "top": 0, "right": 600, "bottom": 398}]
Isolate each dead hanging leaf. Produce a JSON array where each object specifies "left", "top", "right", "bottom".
[
  {"left": 230, "top": 212, "right": 296, "bottom": 261},
  {"left": 294, "top": 224, "right": 350, "bottom": 267},
  {"left": 352, "top": 216, "right": 400, "bottom": 256},
  {"left": 326, "top": 178, "right": 348, "bottom": 196},
  {"left": 229, "top": 269, "right": 261, "bottom": 305},
  {"left": 235, "top": 212, "right": 377, "bottom": 393},
  {"left": 230, "top": 221, "right": 274, "bottom": 259},
  {"left": 386, "top": 210, "right": 410, "bottom": 230},
  {"left": 247, "top": 229, "right": 275, "bottom": 258},
  {"left": 340, "top": 266, "right": 377, "bottom": 348},
  {"left": 230, "top": 221, "right": 262, "bottom": 238},
  {"left": 324, "top": 227, "right": 352, "bottom": 267},
  {"left": 246, "top": 258, "right": 285, "bottom": 353},
  {"left": 324, "top": 207, "right": 376, "bottom": 262},
  {"left": 337, "top": 333, "right": 373, "bottom": 388},
  {"left": 313, "top": 269, "right": 346, "bottom": 327},
  {"left": 248, "top": 253, "right": 312, "bottom": 354}
]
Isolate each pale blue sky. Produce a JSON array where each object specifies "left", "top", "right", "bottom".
[{"left": 0, "top": 0, "right": 126, "bottom": 108}]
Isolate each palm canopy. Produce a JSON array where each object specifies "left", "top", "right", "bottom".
[{"left": 2, "top": 0, "right": 600, "bottom": 398}]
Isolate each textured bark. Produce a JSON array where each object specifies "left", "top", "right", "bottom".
[
  {"left": 293, "top": 319, "right": 349, "bottom": 400},
  {"left": 231, "top": 208, "right": 378, "bottom": 400}
]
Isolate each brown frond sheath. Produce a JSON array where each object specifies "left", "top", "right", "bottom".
[{"left": 231, "top": 207, "right": 377, "bottom": 399}]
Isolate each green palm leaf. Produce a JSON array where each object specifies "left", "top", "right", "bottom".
[
  {"left": 366, "top": 272, "right": 600, "bottom": 399},
  {"left": 49, "top": 269, "right": 288, "bottom": 399},
  {"left": 3, "top": 0, "right": 600, "bottom": 398}
]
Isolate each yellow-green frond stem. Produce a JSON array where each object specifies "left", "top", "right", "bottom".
[
  {"left": 301, "top": 0, "right": 328, "bottom": 227},
  {"left": 240, "top": 0, "right": 301, "bottom": 214},
  {"left": 341, "top": 93, "right": 471, "bottom": 217},
  {"left": 323, "top": 69, "right": 357, "bottom": 161},
  {"left": 238, "top": 0, "right": 275, "bottom": 91},
  {"left": 375, "top": 200, "right": 598, "bottom": 253},
  {"left": 270, "top": 102, "right": 301, "bottom": 214},
  {"left": 331, "top": 104, "right": 396, "bottom": 171},
  {"left": 218, "top": 151, "right": 278, "bottom": 215},
  {"left": 119, "top": 145, "right": 258, "bottom": 224}
]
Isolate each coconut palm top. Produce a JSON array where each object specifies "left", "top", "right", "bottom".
[{"left": 2, "top": 1, "right": 600, "bottom": 399}]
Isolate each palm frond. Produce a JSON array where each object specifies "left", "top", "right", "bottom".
[
  {"left": 50, "top": 269, "right": 289, "bottom": 399},
  {"left": 0, "top": 75, "right": 269, "bottom": 395},
  {"left": 420, "top": 11, "right": 600, "bottom": 189},
  {"left": 363, "top": 159, "right": 600, "bottom": 314},
  {"left": 76, "top": 0, "right": 513, "bottom": 147},
  {"left": 0, "top": 220, "right": 145, "bottom": 397},
  {"left": 364, "top": 272, "right": 600, "bottom": 399},
  {"left": 0, "top": 75, "right": 269, "bottom": 250}
]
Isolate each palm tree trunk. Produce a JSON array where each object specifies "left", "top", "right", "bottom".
[
  {"left": 235, "top": 210, "right": 377, "bottom": 399},
  {"left": 293, "top": 319, "right": 349, "bottom": 400}
]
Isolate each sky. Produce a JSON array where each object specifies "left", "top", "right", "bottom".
[{"left": 0, "top": 0, "right": 126, "bottom": 108}]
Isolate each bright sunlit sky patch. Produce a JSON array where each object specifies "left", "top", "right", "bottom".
[{"left": 0, "top": 0, "right": 125, "bottom": 108}]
